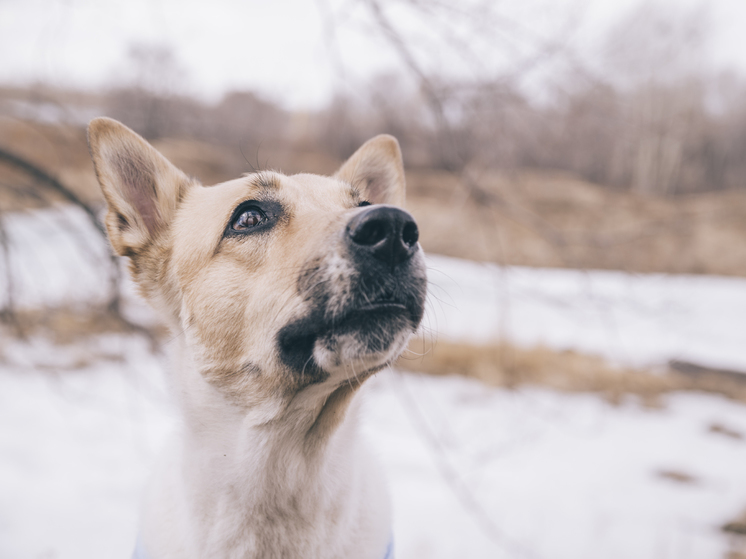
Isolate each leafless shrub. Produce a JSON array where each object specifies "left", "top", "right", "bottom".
[{"left": 311, "top": 0, "right": 746, "bottom": 195}]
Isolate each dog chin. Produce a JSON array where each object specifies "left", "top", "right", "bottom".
[{"left": 313, "top": 327, "right": 412, "bottom": 382}]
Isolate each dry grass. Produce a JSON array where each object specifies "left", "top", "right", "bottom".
[
  {"left": 0, "top": 306, "right": 167, "bottom": 346},
  {"left": 725, "top": 513, "right": 746, "bottom": 535},
  {"left": 0, "top": 118, "right": 99, "bottom": 208},
  {"left": 405, "top": 168, "right": 746, "bottom": 277},
  {"left": 397, "top": 337, "right": 746, "bottom": 406},
  {"left": 724, "top": 509, "right": 746, "bottom": 559}
]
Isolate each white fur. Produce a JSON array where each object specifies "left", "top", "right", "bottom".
[{"left": 140, "top": 340, "right": 392, "bottom": 559}]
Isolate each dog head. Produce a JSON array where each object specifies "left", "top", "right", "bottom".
[{"left": 88, "top": 118, "right": 426, "bottom": 414}]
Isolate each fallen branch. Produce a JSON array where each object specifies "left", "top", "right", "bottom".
[
  {"left": 0, "top": 147, "right": 141, "bottom": 338},
  {"left": 669, "top": 359, "right": 746, "bottom": 384}
]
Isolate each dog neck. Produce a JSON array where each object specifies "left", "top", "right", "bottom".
[{"left": 146, "top": 341, "right": 387, "bottom": 558}]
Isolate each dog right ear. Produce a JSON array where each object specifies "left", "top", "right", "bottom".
[
  {"left": 88, "top": 117, "right": 193, "bottom": 257},
  {"left": 335, "top": 134, "right": 406, "bottom": 207}
]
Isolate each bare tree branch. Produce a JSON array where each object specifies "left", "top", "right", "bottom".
[
  {"left": 0, "top": 148, "right": 105, "bottom": 236},
  {"left": 0, "top": 147, "right": 126, "bottom": 320}
]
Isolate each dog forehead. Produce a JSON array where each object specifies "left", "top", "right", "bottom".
[
  {"left": 181, "top": 171, "right": 352, "bottom": 220},
  {"left": 283, "top": 172, "right": 357, "bottom": 208},
  {"left": 198, "top": 172, "right": 353, "bottom": 212}
]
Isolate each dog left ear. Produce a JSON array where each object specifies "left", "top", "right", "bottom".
[
  {"left": 335, "top": 134, "right": 406, "bottom": 207},
  {"left": 88, "top": 117, "right": 194, "bottom": 257}
]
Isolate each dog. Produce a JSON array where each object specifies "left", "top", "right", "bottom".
[{"left": 87, "top": 117, "right": 427, "bottom": 559}]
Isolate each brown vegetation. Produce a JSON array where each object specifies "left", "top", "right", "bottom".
[
  {"left": 397, "top": 337, "right": 746, "bottom": 406},
  {"left": 3, "top": 107, "right": 746, "bottom": 277},
  {"left": 406, "top": 168, "right": 746, "bottom": 276},
  {"left": 725, "top": 509, "right": 746, "bottom": 559},
  {"left": 0, "top": 306, "right": 165, "bottom": 346}
]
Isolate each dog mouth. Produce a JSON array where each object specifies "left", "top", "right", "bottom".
[
  {"left": 339, "top": 299, "right": 410, "bottom": 324},
  {"left": 324, "top": 299, "right": 413, "bottom": 337},
  {"left": 289, "top": 296, "right": 415, "bottom": 344},
  {"left": 276, "top": 292, "right": 422, "bottom": 384},
  {"left": 277, "top": 242, "right": 427, "bottom": 385},
  {"left": 355, "top": 301, "right": 408, "bottom": 312}
]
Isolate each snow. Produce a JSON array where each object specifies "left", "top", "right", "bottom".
[
  {"left": 424, "top": 254, "right": 746, "bottom": 372},
  {"left": 2, "top": 338, "right": 746, "bottom": 559},
  {"left": 0, "top": 335, "right": 170, "bottom": 559},
  {"left": 1, "top": 205, "right": 746, "bottom": 558},
  {"left": 0, "top": 205, "right": 113, "bottom": 310},
  {"left": 368, "top": 373, "right": 746, "bottom": 559}
]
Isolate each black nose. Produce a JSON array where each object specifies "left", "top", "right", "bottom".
[{"left": 347, "top": 205, "right": 419, "bottom": 269}]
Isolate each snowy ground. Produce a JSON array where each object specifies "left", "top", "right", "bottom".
[
  {"left": 2, "top": 336, "right": 746, "bottom": 559},
  {"left": 423, "top": 254, "right": 746, "bottom": 372},
  {"left": 1, "top": 205, "right": 746, "bottom": 558}
]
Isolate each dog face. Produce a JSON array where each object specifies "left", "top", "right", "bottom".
[{"left": 88, "top": 118, "right": 426, "bottom": 408}]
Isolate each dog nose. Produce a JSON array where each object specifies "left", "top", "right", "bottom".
[{"left": 347, "top": 205, "right": 419, "bottom": 268}]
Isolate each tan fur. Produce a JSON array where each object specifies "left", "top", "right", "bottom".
[{"left": 88, "top": 118, "right": 425, "bottom": 559}]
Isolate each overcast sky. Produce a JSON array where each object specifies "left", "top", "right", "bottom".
[{"left": 2, "top": 0, "right": 746, "bottom": 109}]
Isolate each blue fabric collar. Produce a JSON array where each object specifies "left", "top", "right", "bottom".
[
  {"left": 383, "top": 535, "right": 394, "bottom": 559},
  {"left": 131, "top": 536, "right": 147, "bottom": 559},
  {"left": 133, "top": 534, "right": 394, "bottom": 558}
]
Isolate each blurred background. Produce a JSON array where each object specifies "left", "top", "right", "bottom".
[{"left": 1, "top": 0, "right": 746, "bottom": 558}]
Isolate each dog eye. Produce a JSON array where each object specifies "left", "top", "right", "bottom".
[
  {"left": 358, "top": 201, "right": 371, "bottom": 207},
  {"left": 232, "top": 208, "right": 265, "bottom": 231}
]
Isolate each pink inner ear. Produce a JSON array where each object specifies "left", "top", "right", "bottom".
[
  {"left": 114, "top": 152, "right": 161, "bottom": 235},
  {"left": 365, "top": 176, "right": 386, "bottom": 205},
  {"left": 364, "top": 165, "right": 398, "bottom": 205}
]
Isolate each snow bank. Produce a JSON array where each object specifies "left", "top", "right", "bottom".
[
  {"left": 2, "top": 337, "right": 745, "bottom": 559},
  {"left": 424, "top": 254, "right": 746, "bottom": 371}
]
